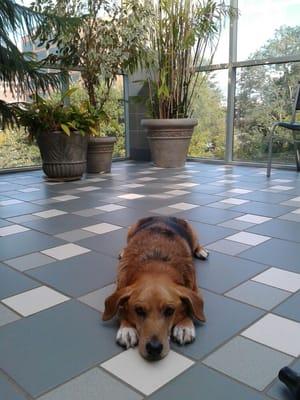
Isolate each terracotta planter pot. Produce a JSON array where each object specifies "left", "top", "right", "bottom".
[
  {"left": 87, "top": 136, "right": 116, "bottom": 174},
  {"left": 141, "top": 118, "right": 197, "bottom": 168},
  {"left": 36, "top": 130, "right": 88, "bottom": 181}
]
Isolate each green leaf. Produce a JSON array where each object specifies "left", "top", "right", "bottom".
[{"left": 60, "top": 123, "right": 70, "bottom": 136}]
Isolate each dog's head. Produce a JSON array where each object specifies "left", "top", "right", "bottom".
[{"left": 102, "top": 274, "right": 205, "bottom": 360}]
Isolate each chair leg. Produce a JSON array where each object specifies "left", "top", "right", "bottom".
[
  {"left": 267, "top": 126, "right": 276, "bottom": 177},
  {"left": 293, "top": 133, "right": 300, "bottom": 172}
]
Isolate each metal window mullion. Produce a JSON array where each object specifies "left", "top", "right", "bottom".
[
  {"left": 123, "top": 74, "right": 130, "bottom": 158},
  {"left": 225, "top": 0, "right": 238, "bottom": 163}
]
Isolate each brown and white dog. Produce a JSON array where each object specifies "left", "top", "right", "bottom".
[{"left": 102, "top": 216, "right": 208, "bottom": 361}]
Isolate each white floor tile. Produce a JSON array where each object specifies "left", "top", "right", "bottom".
[
  {"left": 269, "top": 185, "right": 294, "bottom": 191},
  {"left": 122, "top": 184, "right": 145, "bottom": 188},
  {"left": 168, "top": 202, "right": 198, "bottom": 210},
  {"left": 176, "top": 183, "right": 198, "bottom": 188},
  {"left": 19, "top": 187, "right": 40, "bottom": 192},
  {"left": 118, "top": 193, "right": 145, "bottom": 199},
  {"left": 0, "top": 224, "right": 30, "bottom": 236},
  {"left": 2, "top": 286, "right": 69, "bottom": 317},
  {"left": 95, "top": 204, "right": 126, "bottom": 212},
  {"left": 252, "top": 267, "right": 300, "bottom": 292},
  {"left": 101, "top": 349, "right": 194, "bottom": 396},
  {"left": 227, "top": 188, "right": 252, "bottom": 194},
  {"left": 164, "top": 190, "right": 190, "bottom": 196},
  {"left": 220, "top": 198, "right": 249, "bottom": 205},
  {"left": 242, "top": 314, "right": 300, "bottom": 357},
  {"left": 33, "top": 209, "right": 67, "bottom": 219},
  {"left": 0, "top": 199, "right": 24, "bottom": 206},
  {"left": 291, "top": 208, "right": 300, "bottom": 214},
  {"left": 83, "top": 222, "right": 122, "bottom": 234},
  {"left": 76, "top": 186, "right": 100, "bottom": 192},
  {"left": 235, "top": 214, "right": 271, "bottom": 224},
  {"left": 272, "top": 179, "right": 292, "bottom": 183},
  {"left": 51, "top": 195, "right": 79, "bottom": 201},
  {"left": 137, "top": 177, "right": 157, "bottom": 182},
  {"left": 226, "top": 231, "right": 270, "bottom": 246},
  {"left": 79, "top": 283, "right": 116, "bottom": 312},
  {"left": 41, "top": 243, "right": 90, "bottom": 260}
]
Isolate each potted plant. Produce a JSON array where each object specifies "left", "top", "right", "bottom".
[
  {"left": 141, "top": 0, "right": 232, "bottom": 168},
  {"left": 32, "top": 0, "right": 151, "bottom": 173},
  {"left": 18, "top": 89, "right": 99, "bottom": 180}
]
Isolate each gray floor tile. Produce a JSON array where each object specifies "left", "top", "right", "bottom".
[
  {"left": 72, "top": 208, "right": 104, "bottom": 217},
  {"left": 171, "top": 289, "right": 264, "bottom": 359},
  {"left": 0, "top": 263, "right": 40, "bottom": 300},
  {"left": 237, "top": 191, "right": 293, "bottom": 204},
  {"left": 196, "top": 252, "right": 269, "bottom": 293},
  {"left": 22, "top": 214, "right": 99, "bottom": 235},
  {"left": 78, "top": 283, "right": 116, "bottom": 312},
  {"left": 273, "top": 292, "right": 300, "bottom": 322},
  {"left": 55, "top": 229, "right": 96, "bottom": 242},
  {"left": 279, "top": 212, "right": 300, "bottom": 222},
  {"left": 203, "top": 336, "right": 293, "bottom": 390},
  {"left": 177, "top": 206, "right": 242, "bottom": 224},
  {"left": 240, "top": 238, "right": 300, "bottom": 273},
  {"left": 4, "top": 252, "right": 55, "bottom": 271},
  {"left": 0, "top": 372, "right": 27, "bottom": 400},
  {"left": 0, "top": 202, "right": 45, "bottom": 218},
  {"left": 0, "top": 300, "right": 122, "bottom": 398},
  {"left": 0, "top": 303, "right": 20, "bottom": 327},
  {"left": 0, "top": 231, "right": 64, "bottom": 261},
  {"left": 78, "top": 228, "right": 127, "bottom": 258},
  {"left": 188, "top": 221, "right": 236, "bottom": 245},
  {"left": 218, "top": 219, "right": 255, "bottom": 230},
  {"left": 230, "top": 201, "right": 294, "bottom": 217},
  {"left": 38, "top": 368, "right": 142, "bottom": 400},
  {"left": 267, "top": 358, "right": 300, "bottom": 400},
  {"left": 92, "top": 208, "right": 153, "bottom": 227},
  {"left": 7, "top": 214, "right": 42, "bottom": 223},
  {"left": 27, "top": 252, "right": 117, "bottom": 297},
  {"left": 207, "top": 239, "right": 251, "bottom": 255},
  {"left": 148, "top": 363, "right": 269, "bottom": 400},
  {"left": 225, "top": 281, "right": 291, "bottom": 310},
  {"left": 247, "top": 219, "right": 300, "bottom": 242}
]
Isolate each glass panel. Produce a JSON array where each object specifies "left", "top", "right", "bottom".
[
  {"left": 237, "top": 0, "right": 300, "bottom": 61},
  {"left": 233, "top": 62, "right": 300, "bottom": 163},
  {"left": 189, "top": 69, "right": 227, "bottom": 160}
]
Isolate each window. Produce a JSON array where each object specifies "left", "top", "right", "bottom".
[
  {"left": 233, "top": 62, "right": 300, "bottom": 163},
  {"left": 189, "top": 70, "right": 227, "bottom": 160}
]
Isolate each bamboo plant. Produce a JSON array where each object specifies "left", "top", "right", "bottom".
[{"left": 144, "top": 0, "right": 233, "bottom": 119}]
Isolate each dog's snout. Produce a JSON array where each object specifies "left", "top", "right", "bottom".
[{"left": 146, "top": 339, "right": 163, "bottom": 358}]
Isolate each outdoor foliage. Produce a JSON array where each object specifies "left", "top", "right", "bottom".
[
  {"left": 32, "top": 0, "right": 151, "bottom": 114},
  {"left": 0, "top": 0, "right": 68, "bottom": 128},
  {"left": 234, "top": 26, "right": 300, "bottom": 162}
]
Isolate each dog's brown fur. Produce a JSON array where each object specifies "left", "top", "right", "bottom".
[{"left": 102, "top": 216, "right": 208, "bottom": 360}]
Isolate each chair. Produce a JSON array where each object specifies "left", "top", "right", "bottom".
[{"left": 267, "top": 82, "right": 300, "bottom": 177}]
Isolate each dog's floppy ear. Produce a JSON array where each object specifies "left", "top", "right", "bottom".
[
  {"left": 176, "top": 286, "right": 206, "bottom": 322},
  {"left": 102, "top": 286, "right": 133, "bottom": 321}
]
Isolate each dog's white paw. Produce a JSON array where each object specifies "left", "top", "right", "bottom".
[
  {"left": 195, "top": 247, "right": 209, "bottom": 260},
  {"left": 116, "top": 327, "right": 138, "bottom": 349},
  {"left": 172, "top": 325, "right": 196, "bottom": 345}
]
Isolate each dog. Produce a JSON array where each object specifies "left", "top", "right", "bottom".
[{"left": 102, "top": 216, "right": 208, "bottom": 361}]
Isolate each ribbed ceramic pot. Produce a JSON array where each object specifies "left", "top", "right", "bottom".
[{"left": 141, "top": 118, "right": 197, "bottom": 168}]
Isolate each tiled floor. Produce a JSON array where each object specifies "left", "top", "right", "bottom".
[{"left": 0, "top": 161, "right": 299, "bottom": 399}]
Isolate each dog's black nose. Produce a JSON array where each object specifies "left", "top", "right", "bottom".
[{"left": 146, "top": 339, "right": 163, "bottom": 358}]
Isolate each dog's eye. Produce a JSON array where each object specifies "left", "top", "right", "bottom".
[
  {"left": 135, "top": 306, "right": 146, "bottom": 318},
  {"left": 164, "top": 307, "right": 175, "bottom": 317}
]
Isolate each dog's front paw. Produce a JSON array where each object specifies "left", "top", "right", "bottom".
[
  {"left": 194, "top": 246, "right": 209, "bottom": 260},
  {"left": 116, "top": 327, "right": 138, "bottom": 349},
  {"left": 172, "top": 324, "right": 195, "bottom": 345}
]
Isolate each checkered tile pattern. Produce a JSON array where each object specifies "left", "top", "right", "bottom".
[{"left": 0, "top": 161, "right": 299, "bottom": 399}]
